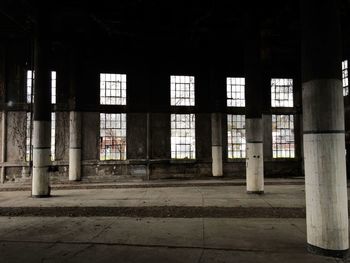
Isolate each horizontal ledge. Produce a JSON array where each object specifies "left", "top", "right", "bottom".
[
  {"left": 246, "top": 141, "right": 263, "bottom": 143},
  {"left": 0, "top": 206, "right": 306, "bottom": 218},
  {"left": 303, "top": 130, "right": 345, "bottom": 134}
]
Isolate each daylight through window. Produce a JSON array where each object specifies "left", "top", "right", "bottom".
[
  {"left": 343, "top": 60, "right": 349, "bottom": 96},
  {"left": 227, "top": 115, "right": 246, "bottom": 158},
  {"left": 227, "top": 78, "right": 245, "bottom": 107},
  {"left": 171, "top": 114, "right": 196, "bottom": 159},
  {"left": 272, "top": 115, "right": 295, "bottom": 158},
  {"left": 100, "top": 73, "right": 127, "bottom": 105},
  {"left": 170, "top": 75, "right": 195, "bottom": 106},
  {"left": 100, "top": 113, "right": 127, "bottom": 160},
  {"left": 271, "top": 79, "right": 293, "bottom": 107}
]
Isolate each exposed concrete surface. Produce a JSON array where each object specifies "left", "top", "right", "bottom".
[
  {"left": 0, "top": 217, "right": 339, "bottom": 263},
  {"left": 0, "top": 184, "right": 307, "bottom": 208},
  {"left": 0, "top": 181, "right": 348, "bottom": 262}
]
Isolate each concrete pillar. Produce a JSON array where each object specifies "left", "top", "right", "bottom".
[
  {"left": 244, "top": 12, "right": 264, "bottom": 194},
  {"left": 301, "top": 0, "right": 348, "bottom": 257},
  {"left": 69, "top": 111, "right": 81, "bottom": 181},
  {"left": 246, "top": 119, "right": 264, "bottom": 193},
  {"left": 1, "top": 111, "right": 6, "bottom": 183},
  {"left": 211, "top": 113, "right": 222, "bottom": 176},
  {"left": 31, "top": 14, "right": 51, "bottom": 197}
]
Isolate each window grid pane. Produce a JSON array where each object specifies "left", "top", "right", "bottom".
[
  {"left": 227, "top": 114, "right": 246, "bottom": 158},
  {"left": 171, "top": 114, "right": 196, "bottom": 159},
  {"left": 343, "top": 60, "right": 349, "bottom": 96},
  {"left": 170, "top": 75, "right": 195, "bottom": 106},
  {"left": 26, "top": 112, "right": 32, "bottom": 162},
  {"left": 51, "top": 71, "right": 56, "bottom": 104},
  {"left": 100, "top": 113, "right": 127, "bottom": 160},
  {"left": 271, "top": 78, "right": 294, "bottom": 107},
  {"left": 26, "top": 70, "right": 33, "bottom": 104},
  {"left": 272, "top": 114, "right": 295, "bottom": 158},
  {"left": 100, "top": 73, "right": 127, "bottom": 105},
  {"left": 227, "top": 78, "right": 245, "bottom": 107}
]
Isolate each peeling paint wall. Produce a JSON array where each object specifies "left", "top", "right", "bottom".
[{"left": 6, "top": 111, "right": 26, "bottom": 163}]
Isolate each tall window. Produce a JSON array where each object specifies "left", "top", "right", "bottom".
[
  {"left": 100, "top": 73, "right": 127, "bottom": 105},
  {"left": 51, "top": 71, "right": 56, "bottom": 104},
  {"left": 271, "top": 78, "right": 293, "bottom": 107},
  {"left": 227, "top": 77, "right": 245, "bottom": 107},
  {"left": 227, "top": 115, "right": 246, "bottom": 158},
  {"left": 170, "top": 75, "right": 195, "bottom": 106},
  {"left": 343, "top": 60, "right": 349, "bottom": 96},
  {"left": 100, "top": 113, "right": 127, "bottom": 160},
  {"left": 26, "top": 112, "right": 32, "bottom": 162},
  {"left": 272, "top": 115, "right": 295, "bottom": 158},
  {"left": 26, "top": 70, "right": 34, "bottom": 103},
  {"left": 171, "top": 114, "right": 196, "bottom": 159}
]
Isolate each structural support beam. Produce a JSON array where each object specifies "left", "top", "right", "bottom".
[
  {"left": 246, "top": 118, "right": 263, "bottom": 193},
  {"left": 1, "top": 111, "right": 6, "bottom": 183},
  {"left": 69, "top": 111, "right": 81, "bottom": 181},
  {"left": 244, "top": 12, "right": 264, "bottom": 194},
  {"left": 301, "top": 0, "right": 348, "bottom": 257},
  {"left": 32, "top": 13, "right": 51, "bottom": 197},
  {"left": 211, "top": 112, "right": 223, "bottom": 177}
]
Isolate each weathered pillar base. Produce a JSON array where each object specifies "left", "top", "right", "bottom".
[
  {"left": 32, "top": 120, "right": 51, "bottom": 197},
  {"left": 69, "top": 148, "right": 81, "bottom": 181},
  {"left": 211, "top": 113, "right": 223, "bottom": 177},
  {"left": 246, "top": 118, "right": 264, "bottom": 193},
  {"left": 246, "top": 142, "right": 264, "bottom": 194},
  {"left": 69, "top": 111, "right": 81, "bottom": 181},
  {"left": 307, "top": 244, "right": 348, "bottom": 259},
  {"left": 212, "top": 145, "right": 223, "bottom": 177}
]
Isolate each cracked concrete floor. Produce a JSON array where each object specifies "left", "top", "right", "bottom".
[{"left": 0, "top": 217, "right": 343, "bottom": 263}]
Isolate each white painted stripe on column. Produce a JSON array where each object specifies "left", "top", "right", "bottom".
[
  {"left": 69, "top": 111, "right": 81, "bottom": 181},
  {"left": 212, "top": 146, "right": 223, "bottom": 177},
  {"left": 304, "top": 133, "right": 348, "bottom": 250},
  {"left": 69, "top": 148, "right": 81, "bottom": 181},
  {"left": 246, "top": 142, "right": 264, "bottom": 193}
]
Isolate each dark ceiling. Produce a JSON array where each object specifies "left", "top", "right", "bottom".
[{"left": 0, "top": 0, "right": 349, "bottom": 69}]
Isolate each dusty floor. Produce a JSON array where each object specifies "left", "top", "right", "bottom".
[{"left": 0, "top": 179, "right": 348, "bottom": 262}]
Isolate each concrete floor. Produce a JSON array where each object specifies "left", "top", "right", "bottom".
[{"left": 0, "top": 179, "right": 348, "bottom": 262}]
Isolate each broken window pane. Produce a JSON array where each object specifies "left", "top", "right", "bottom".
[
  {"left": 272, "top": 115, "right": 295, "bottom": 158},
  {"left": 170, "top": 75, "right": 195, "bottom": 106},
  {"left": 271, "top": 79, "right": 293, "bottom": 107},
  {"left": 227, "top": 77, "right": 245, "bottom": 107},
  {"left": 343, "top": 60, "right": 349, "bottom": 96},
  {"left": 227, "top": 114, "right": 246, "bottom": 158},
  {"left": 171, "top": 114, "right": 196, "bottom": 159},
  {"left": 100, "top": 113, "right": 127, "bottom": 160},
  {"left": 100, "top": 73, "right": 127, "bottom": 105}
]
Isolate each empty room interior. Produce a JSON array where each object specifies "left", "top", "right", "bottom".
[{"left": 0, "top": 0, "right": 350, "bottom": 262}]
